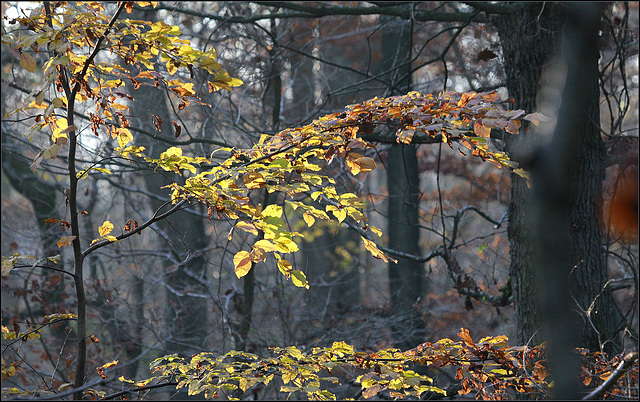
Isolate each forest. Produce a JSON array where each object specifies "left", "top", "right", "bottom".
[{"left": 1, "top": 1, "right": 638, "bottom": 400}]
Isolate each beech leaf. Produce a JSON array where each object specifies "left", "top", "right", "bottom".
[
  {"left": 20, "top": 52, "right": 37, "bottom": 73},
  {"left": 233, "top": 251, "right": 253, "bottom": 278},
  {"left": 56, "top": 236, "right": 76, "bottom": 248},
  {"left": 98, "top": 221, "right": 114, "bottom": 237}
]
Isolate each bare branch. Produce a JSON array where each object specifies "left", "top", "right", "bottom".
[{"left": 582, "top": 352, "right": 638, "bottom": 400}]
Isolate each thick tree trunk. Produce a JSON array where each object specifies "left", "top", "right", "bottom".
[
  {"left": 381, "top": 13, "right": 426, "bottom": 351},
  {"left": 492, "top": 2, "right": 562, "bottom": 348},
  {"left": 492, "top": 3, "right": 621, "bottom": 352},
  {"left": 530, "top": 4, "right": 609, "bottom": 397}
]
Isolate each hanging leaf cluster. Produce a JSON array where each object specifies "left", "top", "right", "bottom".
[{"left": 2, "top": 1, "right": 242, "bottom": 171}]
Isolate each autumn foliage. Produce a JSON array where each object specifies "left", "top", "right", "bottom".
[{"left": 1, "top": 1, "right": 637, "bottom": 401}]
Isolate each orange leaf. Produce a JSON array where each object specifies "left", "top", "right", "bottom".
[
  {"left": 458, "top": 92, "right": 476, "bottom": 107},
  {"left": 397, "top": 129, "right": 415, "bottom": 144},
  {"left": 458, "top": 328, "right": 476, "bottom": 348},
  {"left": 56, "top": 236, "right": 76, "bottom": 248},
  {"left": 606, "top": 167, "right": 638, "bottom": 242},
  {"left": 474, "top": 121, "right": 491, "bottom": 138}
]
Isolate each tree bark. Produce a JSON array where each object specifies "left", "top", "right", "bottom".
[
  {"left": 530, "top": 4, "right": 608, "bottom": 397},
  {"left": 125, "top": 10, "right": 210, "bottom": 365},
  {"left": 381, "top": 10, "right": 426, "bottom": 351},
  {"left": 492, "top": 2, "right": 622, "bottom": 353}
]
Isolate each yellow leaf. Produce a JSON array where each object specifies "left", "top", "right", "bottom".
[
  {"left": 236, "top": 221, "right": 258, "bottom": 235},
  {"left": 362, "top": 237, "right": 396, "bottom": 263},
  {"left": 243, "top": 171, "right": 266, "bottom": 189},
  {"left": 136, "top": 2, "right": 158, "bottom": 8},
  {"left": 369, "top": 225, "right": 383, "bottom": 237},
  {"left": 51, "top": 117, "right": 68, "bottom": 144},
  {"left": 282, "top": 370, "right": 297, "bottom": 385},
  {"left": 115, "top": 128, "right": 133, "bottom": 148},
  {"left": 254, "top": 239, "right": 278, "bottom": 253},
  {"left": 277, "top": 258, "right": 292, "bottom": 277},
  {"left": 166, "top": 59, "right": 178, "bottom": 75},
  {"left": 303, "top": 212, "right": 315, "bottom": 227},
  {"left": 171, "top": 82, "right": 195, "bottom": 97},
  {"left": 397, "top": 129, "right": 414, "bottom": 144},
  {"left": 161, "top": 146, "right": 182, "bottom": 159},
  {"left": 250, "top": 248, "right": 266, "bottom": 263},
  {"left": 98, "top": 221, "right": 114, "bottom": 237},
  {"left": 233, "top": 251, "right": 253, "bottom": 278},
  {"left": 346, "top": 158, "right": 360, "bottom": 175},
  {"left": 327, "top": 206, "right": 347, "bottom": 223},
  {"left": 261, "top": 204, "right": 282, "bottom": 218},
  {"left": 100, "top": 360, "right": 119, "bottom": 369},
  {"left": 57, "top": 236, "right": 76, "bottom": 248},
  {"left": 274, "top": 237, "right": 299, "bottom": 253},
  {"left": 290, "top": 270, "right": 309, "bottom": 289}
]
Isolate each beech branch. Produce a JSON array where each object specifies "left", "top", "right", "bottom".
[{"left": 582, "top": 352, "right": 638, "bottom": 400}]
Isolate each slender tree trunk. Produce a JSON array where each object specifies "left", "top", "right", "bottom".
[
  {"left": 297, "top": 17, "right": 363, "bottom": 334},
  {"left": 130, "top": 87, "right": 209, "bottom": 356},
  {"left": 125, "top": 10, "right": 209, "bottom": 366},
  {"left": 381, "top": 12, "right": 426, "bottom": 351}
]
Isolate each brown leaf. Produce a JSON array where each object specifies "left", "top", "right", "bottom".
[
  {"left": 172, "top": 120, "right": 181, "bottom": 138},
  {"left": 606, "top": 166, "right": 638, "bottom": 242},
  {"left": 360, "top": 121, "right": 374, "bottom": 135},
  {"left": 477, "top": 48, "right": 497, "bottom": 61},
  {"left": 458, "top": 328, "right": 476, "bottom": 348},
  {"left": 152, "top": 115, "right": 162, "bottom": 132}
]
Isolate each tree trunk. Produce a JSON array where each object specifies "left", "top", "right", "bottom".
[
  {"left": 381, "top": 12, "right": 426, "bottom": 351},
  {"left": 492, "top": 2, "right": 622, "bottom": 353},
  {"left": 530, "top": 4, "right": 609, "bottom": 397},
  {"left": 125, "top": 10, "right": 209, "bottom": 364},
  {"left": 294, "top": 17, "right": 363, "bottom": 336}
]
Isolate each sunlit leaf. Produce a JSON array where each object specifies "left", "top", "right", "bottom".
[
  {"left": 397, "top": 129, "right": 414, "bottom": 144},
  {"left": 98, "top": 221, "right": 114, "bottom": 237},
  {"left": 254, "top": 239, "right": 278, "bottom": 253},
  {"left": 362, "top": 237, "right": 396, "bottom": 263},
  {"left": 458, "top": 328, "right": 475, "bottom": 348},
  {"left": 233, "top": 250, "right": 253, "bottom": 278},
  {"left": 474, "top": 121, "right": 491, "bottom": 138},
  {"left": 290, "top": 270, "right": 308, "bottom": 288},
  {"left": 56, "top": 236, "right": 76, "bottom": 248},
  {"left": 277, "top": 258, "right": 292, "bottom": 277},
  {"left": 236, "top": 221, "right": 258, "bottom": 235},
  {"left": 302, "top": 212, "right": 315, "bottom": 227},
  {"left": 261, "top": 204, "right": 282, "bottom": 218}
]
